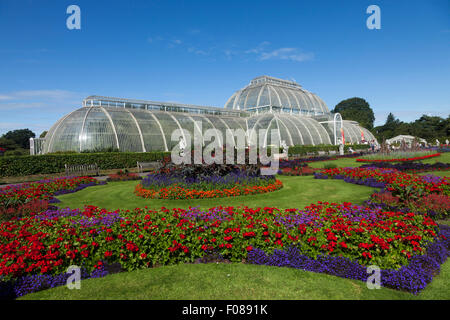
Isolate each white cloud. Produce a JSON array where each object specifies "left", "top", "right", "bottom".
[
  {"left": 244, "top": 42, "right": 313, "bottom": 62},
  {"left": 12, "top": 90, "right": 76, "bottom": 100},
  {"left": 187, "top": 29, "right": 201, "bottom": 35},
  {"left": 259, "top": 48, "right": 314, "bottom": 62},
  {"left": 0, "top": 89, "right": 82, "bottom": 111},
  {"left": 0, "top": 95, "right": 13, "bottom": 101},
  {"left": 244, "top": 41, "right": 271, "bottom": 54},
  {"left": 187, "top": 47, "right": 209, "bottom": 56}
]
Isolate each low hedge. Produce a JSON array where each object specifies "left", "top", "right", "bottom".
[
  {"left": 0, "top": 152, "right": 171, "bottom": 177},
  {"left": 287, "top": 144, "right": 370, "bottom": 156}
]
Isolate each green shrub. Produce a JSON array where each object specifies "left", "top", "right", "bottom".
[
  {"left": 0, "top": 152, "right": 171, "bottom": 177},
  {"left": 323, "top": 163, "right": 337, "bottom": 169},
  {"left": 287, "top": 144, "right": 369, "bottom": 156}
]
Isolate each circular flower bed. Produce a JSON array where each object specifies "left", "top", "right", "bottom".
[
  {"left": 135, "top": 164, "right": 282, "bottom": 200},
  {"left": 356, "top": 153, "right": 441, "bottom": 163}
]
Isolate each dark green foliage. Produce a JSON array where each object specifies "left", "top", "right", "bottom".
[
  {"left": 2, "top": 129, "right": 36, "bottom": 149},
  {"left": 80, "top": 147, "right": 120, "bottom": 153},
  {"left": 287, "top": 144, "right": 369, "bottom": 156},
  {"left": 374, "top": 113, "right": 450, "bottom": 142},
  {"left": 0, "top": 152, "right": 171, "bottom": 177},
  {"left": 0, "top": 137, "right": 20, "bottom": 151},
  {"left": 332, "top": 98, "right": 375, "bottom": 130}
]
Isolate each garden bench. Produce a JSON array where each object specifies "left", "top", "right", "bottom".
[
  {"left": 328, "top": 150, "right": 337, "bottom": 155},
  {"left": 306, "top": 152, "right": 316, "bottom": 157},
  {"left": 64, "top": 163, "right": 99, "bottom": 176},
  {"left": 137, "top": 161, "right": 161, "bottom": 173},
  {"left": 317, "top": 151, "right": 327, "bottom": 156}
]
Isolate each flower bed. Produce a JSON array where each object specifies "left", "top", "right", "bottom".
[
  {"left": 1, "top": 203, "right": 447, "bottom": 297},
  {"left": 136, "top": 164, "right": 282, "bottom": 200},
  {"left": 315, "top": 167, "right": 449, "bottom": 198},
  {"left": 135, "top": 180, "right": 283, "bottom": 199},
  {"left": 107, "top": 170, "right": 141, "bottom": 182},
  {"left": 359, "top": 161, "right": 450, "bottom": 173},
  {"left": 314, "top": 167, "right": 450, "bottom": 219},
  {"left": 248, "top": 224, "right": 450, "bottom": 295},
  {"left": 278, "top": 166, "right": 318, "bottom": 176},
  {"left": 0, "top": 177, "right": 102, "bottom": 220},
  {"left": 0, "top": 176, "right": 100, "bottom": 206},
  {"left": 356, "top": 152, "right": 441, "bottom": 163}
]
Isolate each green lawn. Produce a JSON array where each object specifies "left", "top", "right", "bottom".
[
  {"left": 20, "top": 261, "right": 450, "bottom": 300},
  {"left": 418, "top": 171, "right": 450, "bottom": 177},
  {"left": 56, "top": 175, "right": 376, "bottom": 211}
]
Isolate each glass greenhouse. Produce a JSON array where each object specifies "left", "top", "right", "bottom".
[{"left": 38, "top": 76, "right": 377, "bottom": 154}]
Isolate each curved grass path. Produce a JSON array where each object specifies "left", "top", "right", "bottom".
[
  {"left": 20, "top": 262, "right": 450, "bottom": 300},
  {"left": 56, "top": 175, "right": 376, "bottom": 211}
]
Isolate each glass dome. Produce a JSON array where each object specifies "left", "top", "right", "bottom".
[
  {"left": 224, "top": 75, "right": 329, "bottom": 115},
  {"left": 246, "top": 113, "right": 332, "bottom": 146},
  {"left": 341, "top": 120, "right": 377, "bottom": 144}
]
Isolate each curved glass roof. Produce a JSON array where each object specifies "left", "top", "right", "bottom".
[
  {"left": 43, "top": 107, "right": 249, "bottom": 153},
  {"left": 341, "top": 120, "right": 377, "bottom": 144},
  {"left": 224, "top": 76, "right": 330, "bottom": 116},
  {"left": 44, "top": 106, "right": 338, "bottom": 153},
  {"left": 246, "top": 113, "right": 332, "bottom": 147}
]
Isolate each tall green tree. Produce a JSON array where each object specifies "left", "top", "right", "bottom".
[
  {"left": 373, "top": 113, "right": 450, "bottom": 142},
  {"left": 2, "top": 128, "right": 36, "bottom": 149},
  {"left": 373, "top": 113, "right": 402, "bottom": 141},
  {"left": 332, "top": 97, "right": 375, "bottom": 129}
]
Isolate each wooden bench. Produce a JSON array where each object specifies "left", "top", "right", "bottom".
[
  {"left": 328, "top": 150, "right": 337, "bottom": 155},
  {"left": 317, "top": 151, "right": 327, "bottom": 156},
  {"left": 64, "top": 163, "right": 99, "bottom": 176},
  {"left": 137, "top": 161, "right": 161, "bottom": 173},
  {"left": 306, "top": 152, "right": 316, "bottom": 157}
]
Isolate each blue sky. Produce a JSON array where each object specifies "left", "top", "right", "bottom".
[{"left": 0, "top": 0, "right": 449, "bottom": 136}]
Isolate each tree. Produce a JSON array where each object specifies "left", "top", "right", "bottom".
[
  {"left": 40, "top": 131, "right": 48, "bottom": 138},
  {"left": 2, "top": 129, "right": 36, "bottom": 149},
  {"left": 373, "top": 113, "right": 403, "bottom": 141},
  {"left": 0, "top": 137, "right": 20, "bottom": 151},
  {"left": 372, "top": 113, "right": 450, "bottom": 142},
  {"left": 409, "top": 115, "right": 447, "bottom": 140},
  {"left": 332, "top": 97, "right": 375, "bottom": 130}
]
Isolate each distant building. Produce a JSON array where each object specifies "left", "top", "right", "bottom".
[{"left": 386, "top": 135, "right": 427, "bottom": 146}]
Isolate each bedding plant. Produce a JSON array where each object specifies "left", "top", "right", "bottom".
[
  {"left": 0, "top": 166, "right": 449, "bottom": 298},
  {"left": 135, "top": 163, "right": 282, "bottom": 200}
]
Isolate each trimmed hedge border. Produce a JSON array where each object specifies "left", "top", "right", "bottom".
[
  {"left": 287, "top": 144, "right": 370, "bottom": 156},
  {"left": 0, "top": 152, "right": 171, "bottom": 177}
]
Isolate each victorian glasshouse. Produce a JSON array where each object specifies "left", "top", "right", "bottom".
[{"left": 33, "top": 76, "right": 377, "bottom": 154}]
